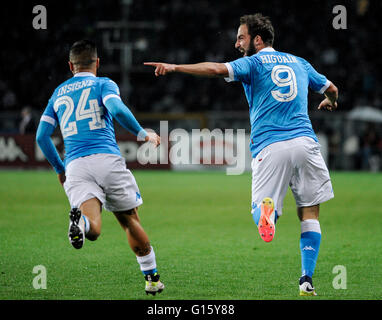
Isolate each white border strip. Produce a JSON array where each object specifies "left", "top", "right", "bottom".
[
  {"left": 318, "top": 80, "right": 331, "bottom": 94},
  {"left": 40, "top": 115, "right": 56, "bottom": 126},
  {"left": 224, "top": 62, "right": 235, "bottom": 82},
  {"left": 301, "top": 219, "right": 321, "bottom": 234},
  {"left": 103, "top": 94, "right": 121, "bottom": 105}
]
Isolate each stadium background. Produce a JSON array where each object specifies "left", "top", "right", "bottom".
[
  {"left": 1, "top": 0, "right": 382, "bottom": 303},
  {"left": 0, "top": 0, "right": 382, "bottom": 171}
]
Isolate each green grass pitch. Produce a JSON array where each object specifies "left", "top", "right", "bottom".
[{"left": 0, "top": 170, "right": 381, "bottom": 300}]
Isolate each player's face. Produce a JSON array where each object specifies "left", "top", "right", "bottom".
[{"left": 235, "top": 24, "right": 255, "bottom": 56}]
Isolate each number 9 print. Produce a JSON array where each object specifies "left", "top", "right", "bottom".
[{"left": 271, "top": 65, "right": 298, "bottom": 102}]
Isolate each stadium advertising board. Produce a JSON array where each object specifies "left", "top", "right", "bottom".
[
  {"left": 0, "top": 130, "right": 252, "bottom": 173},
  {"left": 0, "top": 134, "right": 169, "bottom": 170}
]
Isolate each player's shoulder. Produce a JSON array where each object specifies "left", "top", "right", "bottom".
[
  {"left": 247, "top": 53, "right": 262, "bottom": 63},
  {"left": 275, "top": 50, "right": 312, "bottom": 68},
  {"left": 98, "top": 76, "right": 118, "bottom": 86},
  {"left": 270, "top": 49, "right": 301, "bottom": 61},
  {"left": 295, "top": 55, "right": 309, "bottom": 65},
  {"left": 235, "top": 54, "right": 262, "bottom": 69},
  {"left": 280, "top": 51, "right": 309, "bottom": 65},
  {"left": 98, "top": 77, "right": 121, "bottom": 96}
]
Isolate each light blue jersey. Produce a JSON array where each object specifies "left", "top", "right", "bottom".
[
  {"left": 41, "top": 72, "right": 123, "bottom": 167},
  {"left": 225, "top": 47, "right": 330, "bottom": 158}
]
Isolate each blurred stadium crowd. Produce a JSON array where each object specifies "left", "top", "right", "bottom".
[{"left": 0, "top": 0, "right": 381, "bottom": 170}]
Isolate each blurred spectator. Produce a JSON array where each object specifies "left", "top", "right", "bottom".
[
  {"left": 1, "top": 0, "right": 381, "bottom": 170},
  {"left": 359, "top": 123, "right": 382, "bottom": 171},
  {"left": 1, "top": 0, "right": 381, "bottom": 116},
  {"left": 2, "top": 87, "right": 17, "bottom": 110},
  {"left": 19, "top": 106, "right": 36, "bottom": 135}
]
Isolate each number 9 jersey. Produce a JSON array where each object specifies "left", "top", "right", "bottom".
[
  {"left": 224, "top": 47, "right": 331, "bottom": 158},
  {"left": 41, "top": 72, "right": 122, "bottom": 167}
]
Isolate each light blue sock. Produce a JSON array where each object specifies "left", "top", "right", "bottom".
[
  {"left": 252, "top": 203, "right": 261, "bottom": 226},
  {"left": 142, "top": 268, "right": 158, "bottom": 276},
  {"left": 81, "top": 214, "right": 90, "bottom": 234},
  {"left": 300, "top": 219, "right": 321, "bottom": 278}
]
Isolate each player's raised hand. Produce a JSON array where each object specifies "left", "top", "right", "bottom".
[
  {"left": 144, "top": 62, "right": 176, "bottom": 76},
  {"left": 145, "top": 131, "right": 161, "bottom": 147},
  {"left": 318, "top": 97, "right": 337, "bottom": 112}
]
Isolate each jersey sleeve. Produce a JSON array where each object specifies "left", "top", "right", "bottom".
[
  {"left": 40, "top": 97, "right": 59, "bottom": 127},
  {"left": 36, "top": 97, "right": 65, "bottom": 174},
  {"left": 101, "top": 78, "right": 147, "bottom": 139},
  {"left": 104, "top": 98, "right": 147, "bottom": 139},
  {"left": 224, "top": 56, "right": 259, "bottom": 84},
  {"left": 101, "top": 79, "right": 122, "bottom": 105},
  {"left": 300, "top": 58, "right": 330, "bottom": 94}
]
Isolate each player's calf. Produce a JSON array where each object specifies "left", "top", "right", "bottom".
[
  {"left": 84, "top": 218, "right": 100, "bottom": 241},
  {"left": 78, "top": 198, "right": 101, "bottom": 241},
  {"left": 114, "top": 209, "right": 165, "bottom": 295}
]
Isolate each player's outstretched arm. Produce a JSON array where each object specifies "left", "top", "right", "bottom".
[
  {"left": 318, "top": 82, "right": 338, "bottom": 111},
  {"left": 144, "top": 62, "right": 228, "bottom": 78}
]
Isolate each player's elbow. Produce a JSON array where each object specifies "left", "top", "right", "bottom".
[
  {"left": 213, "top": 63, "right": 228, "bottom": 77},
  {"left": 112, "top": 108, "right": 122, "bottom": 118},
  {"left": 205, "top": 63, "right": 228, "bottom": 77},
  {"left": 36, "top": 135, "right": 49, "bottom": 152},
  {"left": 36, "top": 128, "right": 47, "bottom": 147},
  {"left": 112, "top": 107, "right": 138, "bottom": 132}
]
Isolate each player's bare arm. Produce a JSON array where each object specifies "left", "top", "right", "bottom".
[
  {"left": 144, "top": 62, "right": 228, "bottom": 78},
  {"left": 318, "top": 82, "right": 338, "bottom": 111}
]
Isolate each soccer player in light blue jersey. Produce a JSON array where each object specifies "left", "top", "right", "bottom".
[
  {"left": 144, "top": 14, "right": 338, "bottom": 296},
  {"left": 36, "top": 40, "right": 164, "bottom": 295}
]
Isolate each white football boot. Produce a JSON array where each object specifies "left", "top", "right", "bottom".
[
  {"left": 299, "top": 275, "right": 317, "bottom": 296},
  {"left": 145, "top": 273, "right": 165, "bottom": 296},
  {"left": 68, "top": 208, "right": 85, "bottom": 249}
]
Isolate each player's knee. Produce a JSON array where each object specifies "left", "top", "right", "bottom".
[
  {"left": 114, "top": 207, "right": 139, "bottom": 229},
  {"left": 126, "top": 207, "right": 138, "bottom": 216}
]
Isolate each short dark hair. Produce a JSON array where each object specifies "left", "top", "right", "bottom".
[
  {"left": 69, "top": 40, "right": 97, "bottom": 66},
  {"left": 239, "top": 14, "right": 274, "bottom": 46}
]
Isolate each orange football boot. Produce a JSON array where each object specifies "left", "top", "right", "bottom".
[{"left": 258, "top": 197, "right": 276, "bottom": 242}]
